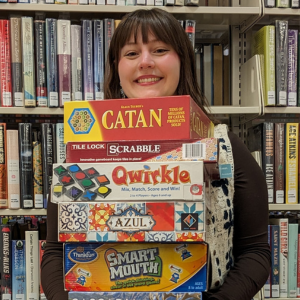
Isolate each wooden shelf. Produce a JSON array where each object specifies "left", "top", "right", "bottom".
[
  {"left": 269, "top": 204, "right": 300, "bottom": 211},
  {"left": 0, "top": 209, "right": 47, "bottom": 215}
]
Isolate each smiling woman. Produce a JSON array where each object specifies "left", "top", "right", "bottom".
[
  {"left": 41, "top": 8, "right": 270, "bottom": 300},
  {"left": 104, "top": 8, "right": 210, "bottom": 118}
]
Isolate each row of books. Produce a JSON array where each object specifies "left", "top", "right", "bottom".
[
  {"left": 265, "top": 215, "right": 300, "bottom": 298},
  {"left": 0, "top": 0, "right": 230, "bottom": 4},
  {"left": 247, "top": 122, "right": 299, "bottom": 204},
  {"left": 196, "top": 44, "right": 230, "bottom": 106},
  {"left": 0, "top": 218, "right": 47, "bottom": 300},
  {"left": 0, "top": 122, "right": 65, "bottom": 210},
  {"left": 0, "top": 16, "right": 196, "bottom": 108},
  {"left": 265, "top": 0, "right": 300, "bottom": 8},
  {"left": 251, "top": 21, "right": 300, "bottom": 107}
]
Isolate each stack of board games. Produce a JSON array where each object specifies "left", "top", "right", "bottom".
[{"left": 51, "top": 95, "right": 217, "bottom": 299}]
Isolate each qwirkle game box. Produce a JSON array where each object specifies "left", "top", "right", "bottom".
[
  {"left": 51, "top": 161, "right": 205, "bottom": 202},
  {"left": 64, "top": 242, "right": 207, "bottom": 293},
  {"left": 63, "top": 95, "right": 214, "bottom": 143},
  {"left": 58, "top": 201, "right": 205, "bottom": 243}
]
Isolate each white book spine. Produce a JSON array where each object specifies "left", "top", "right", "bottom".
[
  {"left": 25, "top": 231, "right": 39, "bottom": 300},
  {"left": 57, "top": 19, "right": 71, "bottom": 107},
  {"left": 7, "top": 130, "right": 20, "bottom": 209},
  {"left": 21, "top": 17, "right": 36, "bottom": 107},
  {"left": 71, "top": 25, "right": 82, "bottom": 101},
  {"left": 56, "top": 123, "right": 65, "bottom": 163}
]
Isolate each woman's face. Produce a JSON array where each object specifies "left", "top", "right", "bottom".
[{"left": 118, "top": 30, "right": 180, "bottom": 99}]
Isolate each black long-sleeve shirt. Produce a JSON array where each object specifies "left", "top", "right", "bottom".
[{"left": 41, "top": 132, "right": 271, "bottom": 300}]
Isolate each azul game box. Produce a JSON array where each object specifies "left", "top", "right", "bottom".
[
  {"left": 66, "top": 138, "right": 219, "bottom": 179},
  {"left": 58, "top": 201, "right": 205, "bottom": 243},
  {"left": 51, "top": 161, "right": 205, "bottom": 202},
  {"left": 68, "top": 291, "right": 202, "bottom": 299},
  {"left": 63, "top": 95, "right": 214, "bottom": 143},
  {"left": 64, "top": 242, "right": 207, "bottom": 292}
]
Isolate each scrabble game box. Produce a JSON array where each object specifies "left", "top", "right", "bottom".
[
  {"left": 66, "top": 138, "right": 219, "bottom": 178},
  {"left": 63, "top": 96, "right": 214, "bottom": 143},
  {"left": 58, "top": 201, "right": 205, "bottom": 243},
  {"left": 51, "top": 161, "right": 204, "bottom": 202},
  {"left": 68, "top": 291, "right": 202, "bottom": 299},
  {"left": 64, "top": 242, "right": 207, "bottom": 292}
]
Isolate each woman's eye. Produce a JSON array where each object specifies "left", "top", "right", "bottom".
[
  {"left": 155, "top": 48, "right": 169, "bottom": 53},
  {"left": 125, "top": 51, "right": 137, "bottom": 57}
]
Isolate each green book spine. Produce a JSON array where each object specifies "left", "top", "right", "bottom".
[{"left": 252, "top": 26, "right": 276, "bottom": 106}]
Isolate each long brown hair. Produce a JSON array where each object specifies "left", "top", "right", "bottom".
[{"left": 104, "top": 8, "right": 212, "bottom": 118}]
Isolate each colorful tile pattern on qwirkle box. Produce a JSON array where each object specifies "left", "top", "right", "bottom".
[
  {"left": 68, "top": 291, "right": 202, "bottom": 300},
  {"left": 51, "top": 161, "right": 204, "bottom": 203},
  {"left": 64, "top": 242, "right": 207, "bottom": 293},
  {"left": 58, "top": 201, "right": 205, "bottom": 242},
  {"left": 63, "top": 95, "right": 214, "bottom": 143},
  {"left": 66, "top": 138, "right": 219, "bottom": 179}
]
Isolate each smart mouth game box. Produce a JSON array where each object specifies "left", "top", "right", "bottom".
[
  {"left": 66, "top": 138, "right": 219, "bottom": 179},
  {"left": 68, "top": 291, "right": 202, "bottom": 300},
  {"left": 63, "top": 96, "right": 214, "bottom": 143},
  {"left": 58, "top": 201, "right": 205, "bottom": 243},
  {"left": 51, "top": 161, "right": 204, "bottom": 203},
  {"left": 64, "top": 242, "right": 207, "bottom": 293}
]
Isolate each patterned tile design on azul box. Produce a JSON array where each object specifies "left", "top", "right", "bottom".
[
  {"left": 64, "top": 242, "right": 208, "bottom": 292},
  {"left": 58, "top": 202, "right": 205, "bottom": 242},
  {"left": 52, "top": 161, "right": 204, "bottom": 202},
  {"left": 63, "top": 95, "right": 214, "bottom": 143},
  {"left": 68, "top": 292, "right": 202, "bottom": 300}
]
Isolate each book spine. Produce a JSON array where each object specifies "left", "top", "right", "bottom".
[
  {"left": 264, "top": 122, "right": 274, "bottom": 203},
  {"left": 33, "top": 133, "right": 43, "bottom": 208},
  {"left": 279, "top": 219, "right": 288, "bottom": 297},
  {"left": 18, "top": 123, "right": 34, "bottom": 209},
  {"left": 104, "top": 19, "right": 114, "bottom": 72},
  {"left": 1, "top": 224, "right": 12, "bottom": 298},
  {"left": 288, "top": 223, "right": 298, "bottom": 298},
  {"left": 288, "top": 29, "right": 298, "bottom": 106},
  {"left": 274, "top": 123, "right": 285, "bottom": 203},
  {"left": 57, "top": 19, "right": 71, "bottom": 107},
  {"left": 275, "top": 20, "right": 288, "bottom": 106},
  {"left": 265, "top": 0, "right": 275, "bottom": 6},
  {"left": 264, "top": 224, "right": 271, "bottom": 298},
  {"left": 268, "top": 26, "right": 276, "bottom": 106},
  {"left": 21, "top": 17, "right": 36, "bottom": 107},
  {"left": 56, "top": 123, "right": 65, "bottom": 163},
  {"left": 41, "top": 123, "right": 54, "bottom": 208},
  {"left": 184, "top": 20, "right": 196, "bottom": 50},
  {"left": 39, "top": 241, "right": 46, "bottom": 300},
  {"left": 271, "top": 224, "right": 280, "bottom": 298},
  {"left": 297, "top": 231, "right": 300, "bottom": 297},
  {"left": 71, "top": 24, "right": 82, "bottom": 101},
  {"left": 12, "top": 240, "right": 26, "bottom": 300},
  {"left": 285, "top": 123, "right": 299, "bottom": 204},
  {"left": 10, "top": 17, "right": 24, "bottom": 107},
  {"left": 0, "top": 123, "right": 7, "bottom": 208},
  {"left": 93, "top": 20, "right": 104, "bottom": 100},
  {"left": 0, "top": 20, "right": 12, "bottom": 107},
  {"left": 45, "top": 18, "right": 58, "bottom": 108},
  {"left": 34, "top": 20, "right": 47, "bottom": 107},
  {"left": 276, "top": 0, "right": 289, "bottom": 6},
  {"left": 25, "top": 231, "right": 39, "bottom": 300},
  {"left": 297, "top": 32, "right": 300, "bottom": 106},
  {"left": 6, "top": 130, "right": 20, "bottom": 209},
  {"left": 82, "top": 20, "right": 94, "bottom": 100}
]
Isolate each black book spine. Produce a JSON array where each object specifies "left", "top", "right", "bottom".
[
  {"left": 41, "top": 123, "right": 54, "bottom": 208},
  {"left": 18, "top": 123, "right": 33, "bottom": 208}
]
